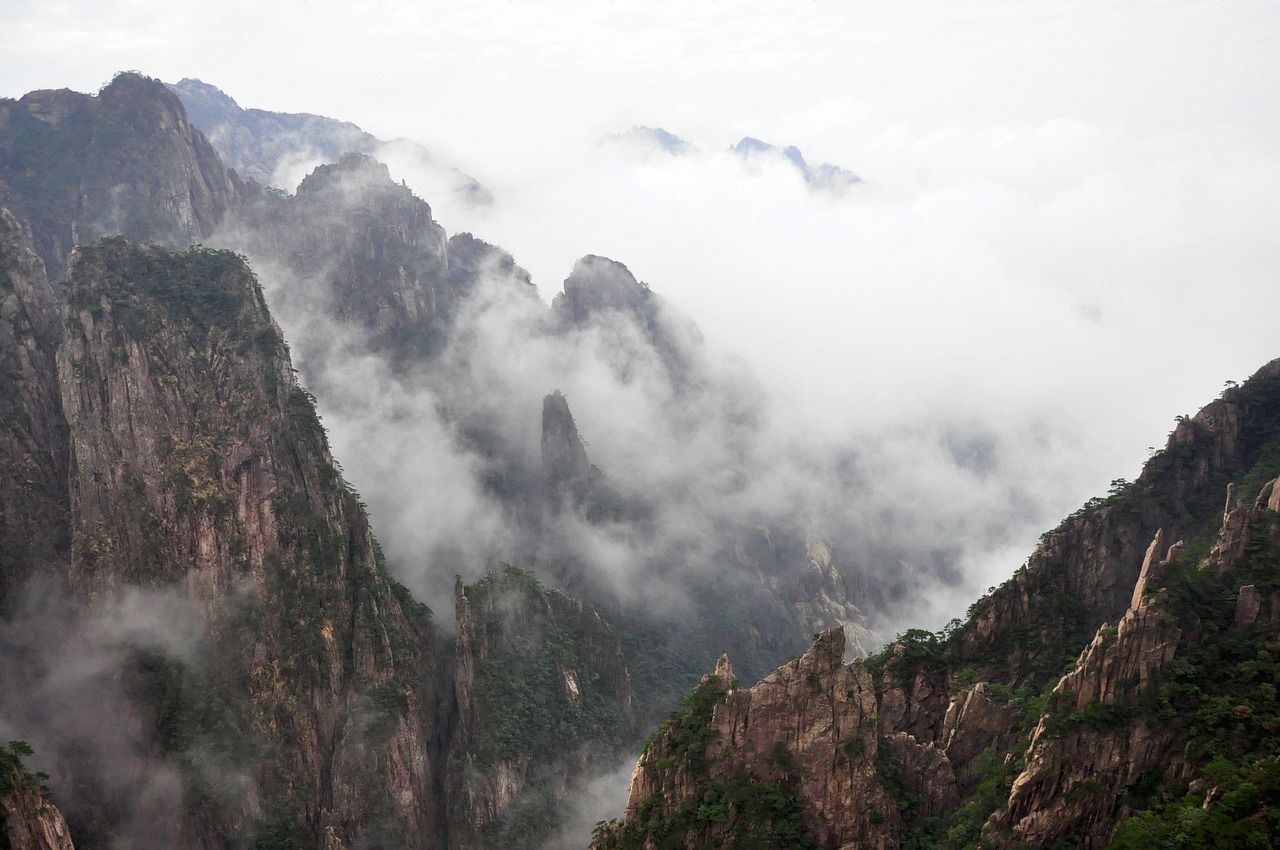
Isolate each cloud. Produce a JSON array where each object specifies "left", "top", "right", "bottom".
[
  {"left": 356, "top": 110, "right": 1280, "bottom": 638},
  {"left": 0, "top": 578, "right": 209, "bottom": 849},
  {"left": 539, "top": 756, "right": 637, "bottom": 850}
]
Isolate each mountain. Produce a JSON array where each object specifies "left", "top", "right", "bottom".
[
  {"left": 591, "top": 360, "right": 1280, "bottom": 850},
  {"left": 0, "top": 73, "right": 635, "bottom": 849},
  {"left": 730, "top": 136, "right": 862, "bottom": 191},
  {"left": 217, "top": 139, "right": 886, "bottom": 701},
  {"left": 166, "top": 78, "right": 492, "bottom": 206},
  {"left": 1, "top": 70, "right": 1276, "bottom": 850}
]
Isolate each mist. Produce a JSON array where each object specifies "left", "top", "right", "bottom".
[
  {"left": 359, "top": 112, "right": 1280, "bottom": 633},
  {"left": 207, "top": 138, "right": 1158, "bottom": 651},
  {"left": 0, "top": 579, "right": 209, "bottom": 849}
]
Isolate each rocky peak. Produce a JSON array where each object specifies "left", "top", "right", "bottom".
[
  {"left": 551, "top": 253, "right": 704, "bottom": 388},
  {"left": 227, "top": 152, "right": 454, "bottom": 367},
  {"left": 296, "top": 151, "right": 397, "bottom": 198},
  {"left": 168, "top": 77, "right": 492, "bottom": 205},
  {"left": 1, "top": 747, "right": 75, "bottom": 850},
  {"left": 444, "top": 232, "right": 534, "bottom": 295},
  {"left": 597, "top": 627, "right": 956, "bottom": 850},
  {"left": 540, "top": 390, "right": 593, "bottom": 510},
  {"left": 168, "top": 77, "right": 245, "bottom": 125},
  {"left": 554, "top": 255, "right": 649, "bottom": 326},
  {"left": 0, "top": 72, "right": 239, "bottom": 281}
]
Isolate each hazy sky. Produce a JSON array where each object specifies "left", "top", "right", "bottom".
[{"left": 4, "top": 0, "right": 1280, "bottom": 613}]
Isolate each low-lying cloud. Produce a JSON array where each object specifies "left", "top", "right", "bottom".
[{"left": 368, "top": 114, "right": 1280, "bottom": 630}]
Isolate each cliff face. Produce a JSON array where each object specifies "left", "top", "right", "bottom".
[
  {"left": 1, "top": 756, "right": 75, "bottom": 850},
  {"left": 0, "top": 73, "right": 240, "bottom": 280},
  {"left": 447, "top": 565, "right": 636, "bottom": 849},
  {"left": 596, "top": 360, "right": 1280, "bottom": 850},
  {"left": 954, "top": 360, "right": 1280, "bottom": 691},
  {"left": 985, "top": 478, "right": 1280, "bottom": 849},
  {"left": 596, "top": 631, "right": 953, "bottom": 850},
  {"left": 2, "top": 235, "right": 450, "bottom": 849},
  {"left": 0, "top": 209, "right": 68, "bottom": 608}
]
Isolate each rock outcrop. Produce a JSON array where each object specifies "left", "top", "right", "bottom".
[
  {"left": 954, "top": 358, "right": 1280, "bottom": 691},
  {"left": 1, "top": 757, "right": 75, "bottom": 850},
  {"left": 597, "top": 630, "right": 940, "bottom": 850}
]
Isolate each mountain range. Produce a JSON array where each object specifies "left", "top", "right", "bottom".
[{"left": 0, "top": 71, "right": 1276, "bottom": 850}]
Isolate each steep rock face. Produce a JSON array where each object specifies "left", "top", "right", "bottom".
[
  {"left": 54, "top": 238, "right": 447, "bottom": 849},
  {"left": 0, "top": 757, "right": 74, "bottom": 850},
  {"left": 541, "top": 390, "right": 594, "bottom": 512},
  {"left": 954, "top": 359, "right": 1280, "bottom": 691},
  {"left": 936, "top": 683, "right": 1024, "bottom": 789},
  {"left": 551, "top": 255, "right": 702, "bottom": 386},
  {"left": 989, "top": 481, "right": 1280, "bottom": 848},
  {"left": 0, "top": 73, "right": 239, "bottom": 280},
  {"left": 598, "top": 630, "right": 946, "bottom": 850},
  {"left": 0, "top": 209, "right": 68, "bottom": 608},
  {"left": 789, "top": 536, "right": 878, "bottom": 658},
  {"left": 992, "top": 577, "right": 1185, "bottom": 846},
  {"left": 447, "top": 565, "right": 635, "bottom": 849},
  {"left": 444, "top": 233, "right": 532, "bottom": 296}
]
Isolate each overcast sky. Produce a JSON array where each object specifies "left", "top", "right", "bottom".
[{"left": 4, "top": 0, "right": 1280, "bottom": 615}]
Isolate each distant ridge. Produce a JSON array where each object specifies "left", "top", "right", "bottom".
[
  {"left": 167, "top": 77, "right": 493, "bottom": 205},
  {"left": 731, "top": 135, "right": 862, "bottom": 190}
]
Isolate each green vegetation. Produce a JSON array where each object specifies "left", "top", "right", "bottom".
[
  {"left": 592, "top": 670, "right": 822, "bottom": 850},
  {"left": 644, "top": 672, "right": 731, "bottom": 776},
  {"left": 944, "top": 748, "right": 1026, "bottom": 850},
  {"left": 593, "top": 775, "right": 821, "bottom": 850},
  {"left": 70, "top": 239, "right": 265, "bottom": 343},
  {"left": 466, "top": 564, "right": 627, "bottom": 766},
  {"left": 1110, "top": 758, "right": 1280, "bottom": 849},
  {"left": 0, "top": 740, "right": 54, "bottom": 850},
  {"left": 251, "top": 812, "right": 315, "bottom": 850}
]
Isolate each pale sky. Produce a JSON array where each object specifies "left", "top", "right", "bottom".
[{"left": 4, "top": 0, "right": 1280, "bottom": 615}]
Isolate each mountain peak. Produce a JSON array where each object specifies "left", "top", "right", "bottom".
[
  {"left": 606, "top": 125, "right": 693, "bottom": 155},
  {"left": 730, "top": 135, "right": 861, "bottom": 190},
  {"left": 556, "top": 254, "right": 648, "bottom": 325}
]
